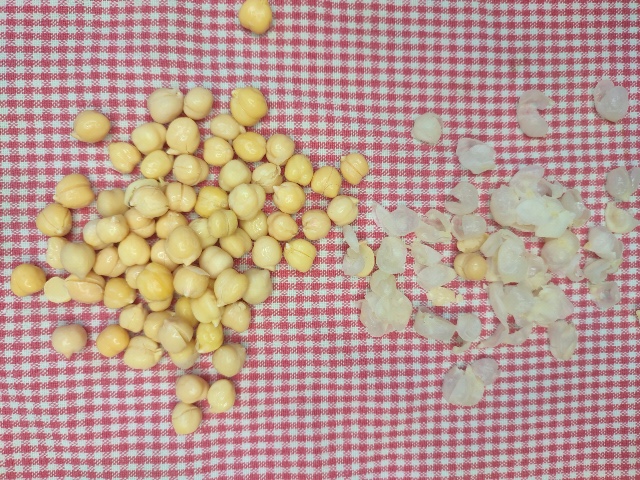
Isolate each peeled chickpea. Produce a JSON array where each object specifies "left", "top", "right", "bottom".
[
  {"left": 164, "top": 183, "right": 197, "bottom": 213},
  {"left": 65, "top": 272, "right": 105, "bottom": 304},
  {"left": 311, "top": 165, "right": 342, "bottom": 198},
  {"left": 208, "top": 379, "right": 236, "bottom": 413},
  {"left": 140, "top": 150, "right": 174, "bottom": 179},
  {"left": 147, "top": 88, "right": 184, "bottom": 124},
  {"left": 125, "top": 179, "right": 169, "bottom": 219},
  {"left": 124, "top": 208, "right": 156, "bottom": 238},
  {"left": 143, "top": 311, "right": 172, "bottom": 342},
  {"left": 131, "top": 122, "right": 167, "bottom": 155},
  {"left": 212, "top": 343, "right": 247, "bottom": 377},
  {"left": 190, "top": 288, "right": 223, "bottom": 325},
  {"left": 284, "top": 239, "right": 316, "bottom": 273},
  {"left": 119, "top": 304, "right": 148, "bottom": 333},
  {"left": 71, "top": 110, "right": 110, "bottom": 143},
  {"left": 457, "top": 234, "right": 489, "bottom": 253},
  {"left": 272, "top": 182, "right": 305, "bottom": 214},
  {"left": 175, "top": 297, "right": 198, "bottom": 328},
  {"left": 158, "top": 316, "right": 194, "bottom": 353},
  {"left": 357, "top": 242, "right": 375, "bottom": 277},
  {"left": 207, "top": 209, "right": 238, "bottom": 238},
  {"left": 228, "top": 184, "right": 264, "bottom": 221},
  {"left": 125, "top": 265, "right": 146, "bottom": 290},
  {"left": 96, "top": 324, "right": 130, "bottom": 357},
  {"left": 176, "top": 374, "right": 210, "bottom": 403},
  {"left": 340, "top": 152, "right": 369, "bottom": 185},
  {"left": 203, "top": 136, "right": 234, "bottom": 167},
  {"left": 51, "top": 324, "right": 87, "bottom": 359},
  {"left": 171, "top": 402, "right": 202, "bottom": 435},
  {"left": 96, "top": 214, "right": 130, "bottom": 244},
  {"left": 166, "top": 226, "right": 203, "bottom": 266},
  {"left": 53, "top": 174, "right": 94, "bottom": 209},
  {"left": 213, "top": 268, "right": 248, "bottom": 307},
  {"left": 46, "top": 237, "right": 69, "bottom": 269},
  {"left": 156, "top": 211, "right": 188, "bottom": 239},
  {"left": 199, "top": 246, "right": 234, "bottom": 278},
  {"left": 238, "top": 0, "right": 273, "bottom": 35},
  {"left": 195, "top": 186, "right": 228, "bottom": 218},
  {"left": 165, "top": 117, "right": 200, "bottom": 155},
  {"left": 252, "top": 162, "right": 282, "bottom": 193},
  {"left": 327, "top": 195, "right": 359, "bottom": 226},
  {"left": 242, "top": 268, "right": 272, "bottom": 305},
  {"left": 229, "top": 86, "right": 268, "bottom": 127},
  {"left": 209, "top": 113, "right": 246, "bottom": 140},
  {"left": 103, "top": 277, "right": 136, "bottom": 310},
  {"left": 265, "top": 134, "right": 294, "bottom": 166},
  {"left": 123, "top": 335, "right": 163, "bottom": 370},
  {"left": 219, "top": 228, "right": 252, "bottom": 258},
  {"left": 173, "top": 155, "right": 209, "bottom": 186},
  {"left": 60, "top": 242, "right": 96, "bottom": 279},
  {"left": 149, "top": 297, "right": 173, "bottom": 313},
  {"left": 267, "top": 212, "right": 298, "bottom": 241},
  {"left": 97, "top": 189, "right": 127, "bottom": 217},
  {"left": 195, "top": 322, "right": 224, "bottom": 353},
  {"left": 108, "top": 142, "right": 142, "bottom": 174},
  {"left": 173, "top": 265, "right": 210, "bottom": 298},
  {"left": 93, "top": 246, "right": 127, "bottom": 277},
  {"left": 10, "top": 263, "right": 46, "bottom": 297},
  {"left": 453, "top": 253, "right": 487, "bottom": 281},
  {"left": 283, "top": 153, "right": 314, "bottom": 186},
  {"left": 251, "top": 236, "right": 282, "bottom": 271},
  {"left": 118, "top": 233, "right": 151, "bottom": 266},
  {"left": 137, "top": 262, "right": 174, "bottom": 302},
  {"left": 183, "top": 87, "right": 214, "bottom": 120},
  {"left": 222, "top": 301, "right": 251, "bottom": 332},
  {"left": 150, "top": 239, "right": 179, "bottom": 271},
  {"left": 239, "top": 211, "right": 268, "bottom": 240},
  {"left": 36, "top": 203, "right": 72, "bottom": 237},
  {"left": 218, "top": 159, "right": 252, "bottom": 192},
  {"left": 233, "top": 132, "right": 266, "bottom": 163},
  {"left": 43, "top": 276, "right": 71, "bottom": 304},
  {"left": 169, "top": 339, "right": 200, "bottom": 370},
  {"left": 82, "top": 219, "right": 111, "bottom": 250},
  {"left": 189, "top": 218, "right": 217, "bottom": 249},
  {"left": 302, "top": 209, "right": 331, "bottom": 241}
]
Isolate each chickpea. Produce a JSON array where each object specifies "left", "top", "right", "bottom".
[
  {"left": 96, "top": 214, "right": 130, "bottom": 244},
  {"left": 219, "top": 228, "right": 252, "bottom": 259},
  {"left": 140, "top": 150, "right": 174, "bottom": 179},
  {"left": 143, "top": 311, "right": 172, "bottom": 342},
  {"left": 150, "top": 239, "right": 179, "bottom": 272},
  {"left": 108, "top": 142, "right": 142, "bottom": 174},
  {"left": 265, "top": 134, "right": 295, "bottom": 166},
  {"left": 229, "top": 86, "right": 268, "bottom": 127},
  {"left": 53, "top": 173, "right": 94, "bottom": 209},
  {"left": 176, "top": 374, "right": 210, "bottom": 404},
  {"left": 96, "top": 189, "right": 127, "bottom": 217},
  {"left": 158, "top": 316, "right": 194, "bottom": 354},
  {"left": 166, "top": 225, "right": 203, "bottom": 266},
  {"left": 311, "top": 165, "right": 342, "bottom": 198},
  {"left": 172, "top": 155, "right": 209, "bottom": 186},
  {"left": 340, "top": 152, "right": 369, "bottom": 185},
  {"left": 171, "top": 402, "right": 202, "bottom": 435},
  {"left": 71, "top": 110, "right": 110, "bottom": 143},
  {"left": 189, "top": 218, "right": 218, "bottom": 248},
  {"left": 93, "top": 246, "right": 127, "bottom": 277},
  {"left": 43, "top": 276, "right": 71, "bottom": 304},
  {"left": 96, "top": 324, "right": 130, "bottom": 357},
  {"left": 207, "top": 209, "right": 238, "bottom": 238},
  {"left": 174, "top": 297, "right": 197, "bottom": 328},
  {"left": 118, "top": 233, "right": 151, "bottom": 266},
  {"left": 267, "top": 212, "right": 298, "bottom": 241},
  {"left": 173, "top": 265, "right": 210, "bottom": 299},
  {"left": 183, "top": 87, "right": 214, "bottom": 120},
  {"left": 82, "top": 219, "right": 111, "bottom": 250},
  {"left": 218, "top": 159, "right": 252, "bottom": 192},
  {"left": 283, "top": 153, "right": 314, "bottom": 186},
  {"left": 119, "top": 304, "right": 148, "bottom": 333},
  {"left": 125, "top": 179, "right": 169, "bottom": 219},
  {"left": 156, "top": 210, "right": 188, "bottom": 239},
  {"left": 238, "top": 0, "right": 273, "bottom": 35},
  {"left": 169, "top": 339, "right": 200, "bottom": 370},
  {"left": 146, "top": 87, "right": 184, "bottom": 124},
  {"left": 272, "top": 182, "right": 305, "bottom": 214},
  {"left": 137, "top": 262, "right": 174, "bottom": 302},
  {"left": 209, "top": 113, "right": 246, "bottom": 140},
  {"left": 233, "top": 131, "right": 267, "bottom": 163},
  {"left": 208, "top": 379, "right": 236, "bottom": 413},
  {"left": 239, "top": 211, "right": 268, "bottom": 240},
  {"left": 123, "top": 335, "right": 163, "bottom": 370},
  {"left": 60, "top": 242, "right": 96, "bottom": 279},
  {"left": 10, "top": 263, "right": 46, "bottom": 297},
  {"left": 453, "top": 252, "right": 487, "bottom": 281},
  {"left": 36, "top": 203, "right": 72, "bottom": 237},
  {"left": 195, "top": 322, "right": 224, "bottom": 353},
  {"left": 457, "top": 234, "right": 489, "bottom": 253},
  {"left": 326, "top": 195, "right": 359, "bottom": 226},
  {"left": 213, "top": 268, "right": 249, "bottom": 307},
  {"left": 284, "top": 239, "right": 316, "bottom": 273},
  {"left": 164, "top": 183, "right": 197, "bottom": 213},
  {"left": 203, "top": 136, "right": 234, "bottom": 167},
  {"left": 51, "top": 324, "right": 87, "bottom": 359},
  {"left": 131, "top": 122, "right": 167, "bottom": 155},
  {"left": 252, "top": 162, "right": 282, "bottom": 193},
  {"left": 195, "top": 186, "right": 229, "bottom": 218},
  {"left": 65, "top": 272, "right": 105, "bottom": 304},
  {"left": 46, "top": 237, "right": 69, "bottom": 269},
  {"left": 212, "top": 343, "right": 247, "bottom": 377},
  {"left": 190, "top": 288, "right": 223, "bottom": 325},
  {"left": 124, "top": 208, "right": 156, "bottom": 238},
  {"left": 199, "top": 246, "right": 234, "bottom": 278},
  {"left": 251, "top": 236, "right": 282, "bottom": 271},
  {"left": 228, "top": 183, "right": 264, "bottom": 221},
  {"left": 125, "top": 265, "right": 146, "bottom": 290},
  {"left": 148, "top": 297, "right": 173, "bottom": 313},
  {"left": 242, "top": 268, "right": 272, "bottom": 305},
  {"left": 103, "top": 277, "right": 136, "bottom": 310},
  {"left": 222, "top": 301, "right": 251, "bottom": 332},
  {"left": 302, "top": 209, "right": 331, "bottom": 241}
]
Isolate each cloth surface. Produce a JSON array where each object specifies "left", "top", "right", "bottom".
[{"left": 1, "top": 1, "right": 639, "bottom": 479}]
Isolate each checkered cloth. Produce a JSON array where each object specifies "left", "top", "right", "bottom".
[{"left": 1, "top": 1, "right": 639, "bottom": 478}]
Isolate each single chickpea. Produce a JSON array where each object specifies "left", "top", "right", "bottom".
[
  {"left": 125, "top": 264, "right": 146, "bottom": 290},
  {"left": 218, "top": 159, "right": 252, "bottom": 192},
  {"left": 131, "top": 122, "right": 167, "bottom": 155},
  {"left": 96, "top": 214, "right": 130, "bottom": 244},
  {"left": 213, "top": 268, "right": 249, "bottom": 307},
  {"left": 96, "top": 324, "right": 130, "bottom": 357},
  {"left": 233, "top": 131, "right": 267, "bottom": 163},
  {"left": 266, "top": 212, "right": 298, "bottom": 241},
  {"left": 71, "top": 110, "right": 110, "bottom": 143},
  {"left": 137, "top": 262, "right": 174, "bottom": 302},
  {"left": 124, "top": 208, "right": 156, "bottom": 238},
  {"left": 164, "top": 182, "right": 197, "bottom": 213},
  {"left": 158, "top": 316, "right": 194, "bottom": 354},
  {"left": 146, "top": 88, "right": 184, "bottom": 124},
  {"left": 103, "top": 277, "right": 136, "bottom": 310},
  {"left": 123, "top": 335, "right": 163, "bottom": 370},
  {"left": 140, "top": 150, "right": 174, "bottom": 179},
  {"left": 242, "top": 268, "right": 272, "bottom": 305},
  {"left": 251, "top": 236, "right": 282, "bottom": 271},
  {"left": 199, "top": 246, "right": 234, "bottom": 278},
  {"left": 173, "top": 265, "right": 210, "bottom": 299},
  {"left": 238, "top": 0, "right": 273, "bottom": 35},
  {"left": 82, "top": 219, "right": 111, "bottom": 250},
  {"left": 92, "top": 246, "right": 127, "bottom": 277},
  {"left": 150, "top": 239, "right": 180, "bottom": 271},
  {"left": 207, "top": 209, "right": 238, "bottom": 238},
  {"left": 229, "top": 86, "right": 268, "bottom": 127},
  {"left": 208, "top": 379, "right": 236, "bottom": 414},
  {"left": 183, "top": 87, "right": 214, "bottom": 120},
  {"left": 36, "top": 203, "right": 72, "bottom": 237},
  {"left": 143, "top": 311, "right": 172, "bottom": 342},
  {"left": 195, "top": 186, "right": 229, "bottom": 218},
  {"left": 148, "top": 298, "right": 175, "bottom": 313},
  {"left": 118, "top": 233, "right": 151, "bottom": 266},
  {"left": 301, "top": 209, "right": 331, "bottom": 241},
  {"left": 96, "top": 189, "right": 127, "bottom": 217},
  {"left": 195, "top": 322, "right": 224, "bottom": 354},
  {"left": 169, "top": 339, "right": 200, "bottom": 370},
  {"left": 272, "top": 182, "right": 305, "bottom": 214},
  {"left": 172, "top": 155, "right": 209, "bottom": 186},
  {"left": 457, "top": 234, "right": 489, "bottom": 253},
  {"left": 51, "top": 324, "right": 87, "bottom": 359},
  {"left": 209, "top": 113, "right": 246, "bottom": 140},
  {"left": 189, "top": 218, "right": 218, "bottom": 249},
  {"left": 454, "top": 252, "right": 487, "bottom": 281},
  {"left": 119, "top": 304, "right": 148, "bottom": 333},
  {"left": 60, "top": 242, "right": 96, "bottom": 279},
  {"left": 212, "top": 343, "right": 247, "bottom": 377},
  {"left": 46, "top": 237, "right": 69, "bottom": 269},
  {"left": 284, "top": 239, "right": 317, "bottom": 273},
  {"left": 176, "top": 374, "right": 210, "bottom": 404},
  {"left": 166, "top": 226, "right": 203, "bottom": 266},
  {"left": 283, "top": 153, "right": 314, "bottom": 186},
  {"left": 190, "top": 288, "right": 223, "bottom": 325},
  {"left": 311, "top": 165, "right": 342, "bottom": 198},
  {"left": 265, "top": 134, "right": 295, "bottom": 166},
  {"left": 239, "top": 211, "right": 268, "bottom": 240},
  {"left": 327, "top": 195, "right": 359, "bottom": 226},
  {"left": 125, "top": 179, "right": 169, "bottom": 219},
  {"left": 203, "top": 136, "right": 234, "bottom": 167},
  {"left": 252, "top": 163, "right": 282, "bottom": 193},
  {"left": 43, "top": 276, "right": 71, "bottom": 304},
  {"left": 166, "top": 117, "right": 200, "bottom": 155},
  {"left": 339, "top": 152, "right": 370, "bottom": 185},
  {"left": 10, "top": 264, "right": 46, "bottom": 297},
  {"left": 108, "top": 142, "right": 142, "bottom": 174},
  {"left": 156, "top": 211, "right": 189, "bottom": 239},
  {"left": 171, "top": 402, "right": 202, "bottom": 435},
  {"left": 222, "top": 301, "right": 251, "bottom": 332},
  {"left": 228, "top": 184, "right": 264, "bottom": 221},
  {"left": 53, "top": 173, "right": 94, "bottom": 209},
  {"left": 218, "top": 228, "right": 252, "bottom": 259},
  {"left": 65, "top": 272, "right": 106, "bottom": 304}
]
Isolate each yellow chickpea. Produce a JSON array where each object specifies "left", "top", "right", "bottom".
[
  {"left": 150, "top": 239, "right": 180, "bottom": 272},
  {"left": 272, "top": 182, "right": 305, "bottom": 214},
  {"left": 173, "top": 265, "right": 210, "bottom": 299},
  {"left": 10, "top": 264, "right": 46, "bottom": 297},
  {"left": 302, "top": 209, "right": 331, "bottom": 241},
  {"left": 165, "top": 225, "right": 203, "bottom": 266},
  {"left": 143, "top": 311, "right": 172, "bottom": 342},
  {"left": 71, "top": 110, "right": 111, "bottom": 143},
  {"left": 284, "top": 153, "right": 314, "bottom": 186},
  {"left": 228, "top": 183, "right": 265, "bottom": 221},
  {"left": 453, "top": 253, "right": 487, "bottom": 281},
  {"left": 172, "top": 155, "right": 209, "bottom": 186},
  {"left": 36, "top": 203, "right": 72, "bottom": 237},
  {"left": 108, "top": 142, "right": 142, "bottom": 174},
  {"left": 229, "top": 86, "right": 268, "bottom": 127},
  {"left": 266, "top": 211, "right": 298, "bottom": 241},
  {"left": 252, "top": 162, "right": 283, "bottom": 193},
  {"left": 311, "top": 165, "right": 342, "bottom": 198},
  {"left": 60, "top": 242, "right": 96, "bottom": 279},
  {"left": 131, "top": 122, "right": 167, "bottom": 155},
  {"left": 171, "top": 402, "right": 202, "bottom": 435},
  {"left": 213, "top": 268, "right": 249, "bottom": 306},
  {"left": 119, "top": 304, "right": 148, "bottom": 333},
  {"left": 51, "top": 324, "right": 87, "bottom": 359},
  {"left": 203, "top": 136, "right": 234, "bottom": 167},
  {"left": 46, "top": 237, "right": 68, "bottom": 269},
  {"left": 208, "top": 379, "right": 236, "bottom": 413},
  {"left": 209, "top": 113, "right": 246, "bottom": 140},
  {"left": 183, "top": 86, "right": 214, "bottom": 120},
  {"left": 125, "top": 179, "right": 169, "bottom": 219},
  {"left": 95, "top": 324, "right": 130, "bottom": 357},
  {"left": 158, "top": 316, "right": 194, "bottom": 353},
  {"left": 164, "top": 182, "right": 197, "bottom": 213},
  {"left": 221, "top": 301, "right": 251, "bottom": 332},
  {"left": 118, "top": 233, "right": 151, "bottom": 266},
  {"left": 265, "top": 134, "right": 295, "bottom": 166},
  {"left": 218, "top": 228, "right": 253, "bottom": 259},
  {"left": 166, "top": 117, "right": 200, "bottom": 155},
  {"left": 156, "top": 211, "right": 188, "bottom": 239},
  {"left": 103, "top": 278, "right": 136, "bottom": 310},
  {"left": 242, "top": 267, "right": 273, "bottom": 305},
  {"left": 82, "top": 219, "right": 111, "bottom": 250},
  {"left": 125, "top": 265, "right": 146, "bottom": 290},
  {"left": 189, "top": 218, "right": 218, "bottom": 249},
  {"left": 65, "top": 272, "right": 106, "bottom": 304},
  {"left": 175, "top": 297, "right": 199, "bottom": 329},
  {"left": 238, "top": 0, "right": 273, "bottom": 35},
  {"left": 53, "top": 174, "right": 94, "bottom": 209},
  {"left": 190, "top": 288, "right": 223, "bottom": 325},
  {"left": 96, "top": 214, "right": 130, "bottom": 244},
  {"left": 207, "top": 209, "right": 238, "bottom": 238},
  {"left": 93, "top": 246, "right": 127, "bottom": 278},
  {"left": 146, "top": 87, "right": 184, "bottom": 124},
  {"left": 195, "top": 322, "right": 224, "bottom": 353},
  {"left": 233, "top": 131, "right": 267, "bottom": 163},
  {"left": 140, "top": 150, "right": 174, "bottom": 179},
  {"left": 326, "top": 195, "right": 359, "bottom": 226},
  {"left": 137, "top": 262, "right": 174, "bottom": 302},
  {"left": 123, "top": 335, "right": 164, "bottom": 370},
  {"left": 176, "top": 374, "right": 210, "bottom": 403},
  {"left": 199, "top": 246, "right": 234, "bottom": 278},
  {"left": 218, "top": 159, "right": 252, "bottom": 192},
  {"left": 239, "top": 211, "right": 268, "bottom": 240},
  {"left": 194, "top": 186, "right": 229, "bottom": 218},
  {"left": 169, "top": 339, "right": 200, "bottom": 370},
  {"left": 284, "top": 239, "right": 317, "bottom": 273},
  {"left": 96, "top": 189, "right": 127, "bottom": 217},
  {"left": 124, "top": 208, "right": 156, "bottom": 238},
  {"left": 251, "top": 236, "right": 282, "bottom": 271},
  {"left": 340, "top": 152, "right": 370, "bottom": 185},
  {"left": 212, "top": 343, "right": 247, "bottom": 377}
]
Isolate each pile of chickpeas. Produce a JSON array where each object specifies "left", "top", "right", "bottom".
[{"left": 9, "top": 85, "right": 370, "bottom": 435}]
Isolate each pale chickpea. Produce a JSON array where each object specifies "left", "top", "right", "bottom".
[
  {"left": 36, "top": 203, "right": 72, "bottom": 237},
  {"left": 233, "top": 131, "right": 267, "bottom": 163},
  {"left": 140, "top": 150, "right": 174, "bottom": 179},
  {"left": 229, "top": 86, "right": 268, "bottom": 127},
  {"left": 239, "top": 211, "right": 268, "bottom": 240},
  {"left": 169, "top": 339, "right": 200, "bottom": 370},
  {"left": 125, "top": 180, "right": 169, "bottom": 219},
  {"left": 207, "top": 209, "right": 238, "bottom": 238},
  {"left": 326, "top": 195, "right": 359, "bottom": 226},
  {"left": 266, "top": 212, "right": 298, "bottom": 241},
  {"left": 218, "top": 159, "right": 252, "bottom": 192},
  {"left": 51, "top": 324, "right": 87, "bottom": 359},
  {"left": 165, "top": 225, "right": 202, "bottom": 266},
  {"left": 124, "top": 208, "right": 156, "bottom": 238},
  {"left": 53, "top": 174, "right": 94, "bottom": 209},
  {"left": 60, "top": 242, "right": 96, "bottom": 279},
  {"left": 131, "top": 122, "right": 167, "bottom": 155},
  {"left": 96, "top": 214, "right": 130, "bottom": 244},
  {"left": 212, "top": 343, "right": 247, "bottom": 377},
  {"left": 119, "top": 303, "right": 148, "bottom": 333},
  {"left": 65, "top": 272, "right": 105, "bottom": 304},
  {"left": 238, "top": 0, "right": 273, "bottom": 35},
  {"left": 166, "top": 117, "right": 200, "bottom": 155},
  {"left": 194, "top": 186, "right": 229, "bottom": 218},
  {"left": 156, "top": 211, "right": 188, "bottom": 239},
  {"left": 176, "top": 374, "right": 210, "bottom": 404},
  {"left": 284, "top": 153, "right": 314, "bottom": 186},
  {"left": 221, "top": 301, "right": 251, "bottom": 332},
  {"left": 143, "top": 311, "right": 172, "bottom": 342},
  {"left": 175, "top": 296, "right": 199, "bottom": 328},
  {"left": 137, "top": 262, "right": 174, "bottom": 302},
  {"left": 93, "top": 246, "right": 127, "bottom": 277},
  {"left": 189, "top": 218, "right": 218, "bottom": 248},
  {"left": 108, "top": 142, "right": 142, "bottom": 174},
  {"left": 311, "top": 165, "right": 342, "bottom": 198},
  {"left": 195, "top": 322, "right": 224, "bottom": 353},
  {"left": 208, "top": 379, "right": 236, "bottom": 413},
  {"left": 71, "top": 110, "right": 110, "bottom": 143},
  {"left": 213, "top": 268, "right": 249, "bottom": 306},
  {"left": 125, "top": 265, "right": 146, "bottom": 290},
  {"left": 164, "top": 182, "right": 197, "bottom": 213},
  {"left": 301, "top": 209, "right": 331, "bottom": 241},
  {"left": 43, "top": 276, "right": 71, "bottom": 304},
  {"left": 122, "top": 335, "right": 163, "bottom": 370},
  {"left": 272, "top": 182, "right": 305, "bottom": 214},
  {"left": 218, "top": 228, "right": 252, "bottom": 258},
  {"left": 199, "top": 246, "right": 234, "bottom": 278},
  {"left": 171, "top": 402, "right": 202, "bottom": 435},
  {"left": 46, "top": 237, "right": 69, "bottom": 269},
  {"left": 173, "top": 265, "right": 210, "bottom": 299},
  {"left": 265, "top": 134, "right": 295, "bottom": 166},
  {"left": 146, "top": 88, "right": 184, "bottom": 124},
  {"left": 96, "top": 189, "right": 127, "bottom": 217},
  {"left": 251, "top": 236, "right": 282, "bottom": 271},
  {"left": 82, "top": 219, "right": 111, "bottom": 250},
  {"left": 150, "top": 239, "right": 180, "bottom": 271},
  {"left": 252, "top": 162, "right": 282, "bottom": 193},
  {"left": 228, "top": 183, "right": 264, "bottom": 221},
  {"left": 190, "top": 288, "right": 223, "bottom": 325},
  {"left": 96, "top": 324, "right": 130, "bottom": 357},
  {"left": 242, "top": 268, "right": 272, "bottom": 305},
  {"left": 148, "top": 296, "right": 173, "bottom": 314},
  {"left": 103, "top": 277, "right": 136, "bottom": 310},
  {"left": 158, "top": 316, "right": 194, "bottom": 353},
  {"left": 209, "top": 113, "right": 246, "bottom": 140},
  {"left": 203, "top": 136, "right": 234, "bottom": 167},
  {"left": 340, "top": 152, "right": 369, "bottom": 185},
  {"left": 10, "top": 264, "right": 46, "bottom": 297},
  {"left": 183, "top": 87, "right": 214, "bottom": 120},
  {"left": 118, "top": 233, "right": 151, "bottom": 266},
  {"left": 283, "top": 239, "right": 316, "bottom": 273},
  {"left": 172, "top": 155, "right": 209, "bottom": 186}
]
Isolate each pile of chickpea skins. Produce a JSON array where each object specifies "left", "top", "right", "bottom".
[{"left": 9, "top": 82, "right": 370, "bottom": 435}]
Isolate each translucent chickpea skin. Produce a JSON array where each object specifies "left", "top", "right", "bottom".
[
  {"left": 11, "top": 264, "right": 46, "bottom": 297},
  {"left": 53, "top": 174, "right": 94, "bottom": 209},
  {"left": 71, "top": 110, "right": 111, "bottom": 143},
  {"left": 238, "top": 0, "right": 273, "bottom": 35},
  {"left": 51, "top": 324, "right": 87, "bottom": 359}
]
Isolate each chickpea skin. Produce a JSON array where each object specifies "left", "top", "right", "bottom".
[
  {"left": 65, "top": 272, "right": 105, "bottom": 304},
  {"left": 71, "top": 110, "right": 110, "bottom": 143}
]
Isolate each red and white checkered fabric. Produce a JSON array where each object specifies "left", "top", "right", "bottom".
[{"left": 1, "top": 1, "right": 639, "bottom": 478}]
